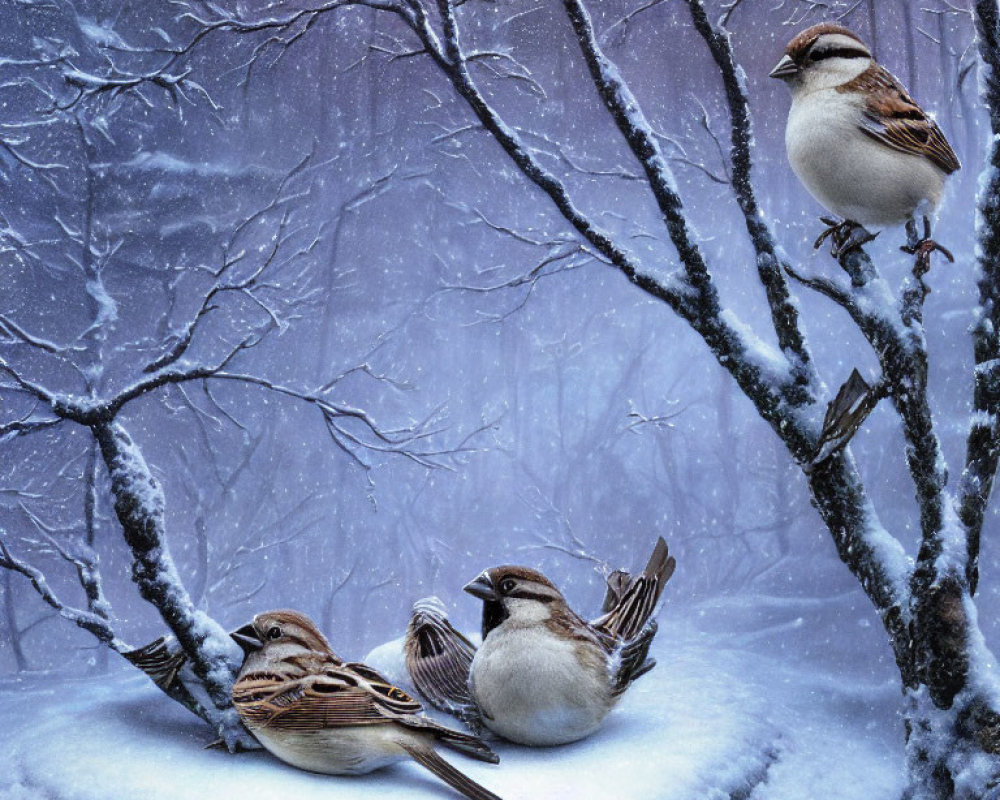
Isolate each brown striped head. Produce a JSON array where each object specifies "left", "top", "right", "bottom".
[
  {"left": 770, "top": 23, "right": 871, "bottom": 87},
  {"left": 464, "top": 565, "right": 567, "bottom": 637},
  {"left": 232, "top": 609, "right": 335, "bottom": 662}
]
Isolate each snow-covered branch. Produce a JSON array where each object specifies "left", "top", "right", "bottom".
[
  {"left": 0, "top": 312, "right": 82, "bottom": 355},
  {"left": 90, "top": 419, "right": 247, "bottom": 748},
  {"left": 143, "top": 149, "right": 323, "bottom": 375},
  {"left": 961, "top": 2, "right": 1000, "bottom": 594},
  {"left": 684, "top": 0, "right": 815, "bottom": 394},
  {"left": 0, "top": 530, "right": 125, "bottom": 652},
  {"left": 0, "top": 412, "right": 62, "bottom": 440},
  {"left": 788, "top": 240, "right": 952, "bottom": 591}
]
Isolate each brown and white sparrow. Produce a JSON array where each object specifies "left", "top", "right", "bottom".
[
  {"left": 405, "top": 537, "right": 675, "bottom": 747},
  {"left": 229, "top": 610, "right": 502, "bottom": 800},
  {"left": 770, "top": 23, "right": 959, "bottom": 268}
]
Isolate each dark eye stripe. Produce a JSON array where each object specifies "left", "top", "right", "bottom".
[
  {"left": 509, "top": 588, "right": 557, "bottom": 602},
  {"left": 811, "top": 47, "right": 869, "bottom": 62}
]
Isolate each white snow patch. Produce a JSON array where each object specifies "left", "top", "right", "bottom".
[{"left": 0, "top": 605, "right": 904, "bottom": 800}]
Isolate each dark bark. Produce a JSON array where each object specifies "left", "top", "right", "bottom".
[
  {"left": 962, "top": 2, "right": 1000, "bottom": 597},
  {"left": 683, "top": 0, "right": 814, "bottom": 394},
  {"left": 92, "top": 418, "right": 246, "bottom": 748}
]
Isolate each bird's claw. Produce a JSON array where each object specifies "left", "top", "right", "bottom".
[
  {"left": 900, "top": 216, "right": 953, "bottom": 283},
  {"left": 814, "top": 217, "right": 877, "bottom": 258}
]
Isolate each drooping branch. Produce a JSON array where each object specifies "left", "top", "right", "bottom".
[
  {"left": 0, "top": 413, "right": 63, "bottom": 440},
  {"left": 559, "top": 0, "right": 823, "bottom": 454},
  {"left": 19, "top": 503, "right": 114, "bottom": 627},
  {"left": 426, "top": 0, "right": 687, "bottom": 308},
  {"left": 0, "top": 312, "right": 82, "bottom": 355},
  {"left": 0, "top": 531, "right": 125, "bottom": 652}
]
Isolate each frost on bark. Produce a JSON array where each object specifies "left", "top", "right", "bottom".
[
  {"left": 92, "top": 419, "right": 247, "bottom": 747},
  {"left": 140, "top": 0, "right": 1000, "bottom": 793},
  {"left": 2, "top": 0, "right": 999, "bottom": 793},
  {"left": 0, "top": 4, "right": 481, "bottom": 749}
]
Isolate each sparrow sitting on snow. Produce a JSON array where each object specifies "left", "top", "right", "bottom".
[
  {"left": 230, "top": 609, "right": 503, "bottom": 800},
  {"left": 770, "top": 23, "right": 959, "bottom": 276},
  {"left": 405, "top": 537, "right": 675, "bottom": 746}
]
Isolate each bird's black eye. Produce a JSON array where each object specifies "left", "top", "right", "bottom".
[
  {"left": 266, "top": 626, "right": 281, "bottom": 640},
  {"left": 499, "top": 578, "right": 516, "bottom": 594}
]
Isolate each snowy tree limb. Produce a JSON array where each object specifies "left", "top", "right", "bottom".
[
  {"left": 0, "top": 531, "right": 126, "bottom": 652},
  {"left": 0, "top": 413, "right": 62, "bottom": 440},
  {"left": 143, "top": 149, "right": 321, "bottom": 375},
  {"left": 683, "top": 0, "right": 814, "bottom": 392},
  {"left": 91, "top": 419, "right": 247, "bottom": 748},
  {"left": 962, "top": 2, "right": 1000, "bottom": 594},
  {"left": 786, "top": 233, "right": 950, "bottom": 542}
]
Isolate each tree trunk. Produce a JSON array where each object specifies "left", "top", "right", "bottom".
[
  {"left": 92, "top": 418, "right": 248, "bottom": 748},
  {"left": 901, "top": 589, "right": 1000, "bottom": 799},
  {"left": 808, "top": 456, "right": 1000, "bottom": 797}
]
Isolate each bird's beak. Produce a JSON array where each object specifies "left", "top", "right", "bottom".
[
  {"left": 231, "top": 623, "right": 263, "bottom": 654},
  {"left": 769, "top": 54, "right": 799, "bottom": 80},
  {"left": 463, "top": 571, "right": 498, "bottom": 601}
]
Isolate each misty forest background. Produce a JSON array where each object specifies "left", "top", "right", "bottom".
[{"left": 0, "top": 0, "right": 992, "bottom": 728}]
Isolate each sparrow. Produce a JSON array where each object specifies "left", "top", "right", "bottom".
[
  {"left": 405, "top": 537, "right": 675, "bottom": 747},
  {"left": 229, "top": 610, "right": 503, "bottom": 800},
  {"left": 770, "top": 23, "right": 959, "bottom": 273}
]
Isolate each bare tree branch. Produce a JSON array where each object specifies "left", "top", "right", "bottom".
[{"left": 0, "top": 531, "right": 125, "bottom": 652}]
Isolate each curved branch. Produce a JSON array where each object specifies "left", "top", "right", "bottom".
[
  {"left": 428, "top": 0, "right": 687, "bottom": 311},
  {"left": 561, "top": 0, "right": 712, "bottom": 293},
  {"left": 558, "top": 0, "right": 814, "bottom": 453},
  {"left": 0, "top": 533, "right": 126, "bottom": 652},
  {"left": 684, "top": 0, "right": 814, "bottom": 387}
]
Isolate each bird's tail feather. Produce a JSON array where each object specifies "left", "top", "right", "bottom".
[
  {"left": 122, "top": 636, "right": 187, "bottom": 691},
  {"left": 401, "top": 743, "right": 503, "bottom": 800},
  {"left": 593, "top": 536, "right": 675, "bottom": 642},
  {"left": 435, "top": 728, "right": 499, "bottom": 764}
]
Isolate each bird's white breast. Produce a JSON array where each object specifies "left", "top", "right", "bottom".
[
  {"left": 785, "top": 87, "right": 946, "bottom": 227},
  {"left": 251, "top": 724, "right": 406, "bottom": 775},
  {"left": 469, "top": 622, "right": 611, "bottom": 746}
]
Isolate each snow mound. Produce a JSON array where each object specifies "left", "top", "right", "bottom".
[{"left": 0, "top": 606, "right": 904, "bottom": 799}]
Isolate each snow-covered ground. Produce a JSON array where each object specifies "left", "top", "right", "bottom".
[{"left": 0, "top": 596, "right": 905, "bottom": 800}]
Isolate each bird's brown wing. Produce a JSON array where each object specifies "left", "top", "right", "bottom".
[
  {"left": 609, "top": 620, "right": 659, "bottom": 696},
  {"left": 233, "top": 669, "right": 423, "bottom": 731},
  {"left": 404, "top": 597, "right": 482, "bottom": 730},
  {"left": 343, "top": 661, "right": 393, "bottom": 684},
  {"left": 236, "top": 662, "right": 499, "bottom": 764},
  {"left": 841, "top": 65, "right": 960, "bottom": 175}
]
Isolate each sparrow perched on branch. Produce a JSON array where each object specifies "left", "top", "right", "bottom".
[
  {"left": 405, "top": 538, "right": 675, "bottom": 746},
  {"left": 770, "top": 23, "right": 959, "bottom": 275},
  {"left": 230, "top": 610, "right": 503, "bottom": 800}
]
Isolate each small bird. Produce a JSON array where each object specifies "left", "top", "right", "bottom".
[
  {"left": 405, "top": 538, "right": 675, "bottom": 747},
  {"left": 230, "top": 609, "right": 503, "bottom": 800},
  {"left": 770, "top": 23, "right": 959, "bottom": 274}
]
